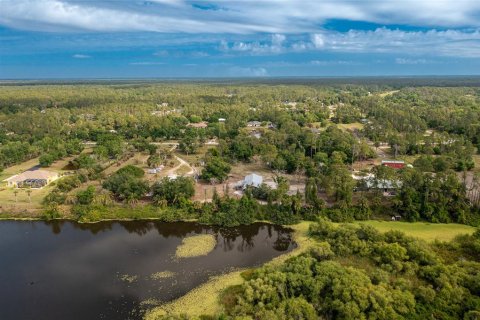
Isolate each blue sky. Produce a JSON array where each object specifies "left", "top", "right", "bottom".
[{"left": 1, "top": 0, "right": 480, "bottom": 78}]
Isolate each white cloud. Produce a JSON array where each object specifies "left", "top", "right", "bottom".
[
  {"left": 395, "top": 58, "right": 429, "bottom": 65},
  {"left": 220, "top": 34, "right": 286, "bottom": 55},
  {"left": 311, "top": 34, "right": 325, "bottom": 48},
  {"left": 310, "top": 60, "right": 356, "bottom": 66},
  {"left": 2, "top": 0, "right": 480, "bottom": 34},
  {"left": 315, "top": 28, "right": 480, "bottom": 58},
  {"left": 228, "top": 67, "right": 268, "bottom": 77},
  {"left": 72, "top": 54, "right": 90, "bottom": 58},
  {"left": 217, "top": 28, "right": 480, "bottom": 58}
]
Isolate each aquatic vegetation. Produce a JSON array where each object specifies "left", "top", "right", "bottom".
[
  {"left": 175, "top": 234, "right": 216, "bottom": 259},
  {"left": 120, "top": 274, "right": 138, "bottom": 283},
  {"left": 144, "top": 270, "right": 244, "bottom": 319},
  {"left": 151, "top": 271, "right": 176, "bottom": 280}
]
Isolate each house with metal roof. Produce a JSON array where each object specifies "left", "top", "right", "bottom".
[
  {"left": 381, "top": 160, "right": 406, "bottom": 169},
  {"left": 241, "top": 173, "right": 263, "bottom": 189}
]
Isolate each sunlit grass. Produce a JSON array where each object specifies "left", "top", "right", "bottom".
[{"left": 354, "top": 220, "right": 477, "bottom": 242}]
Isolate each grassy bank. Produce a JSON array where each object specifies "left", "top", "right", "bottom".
[{"left": 354, "top": 220, "right": 477, "bottom": 242}]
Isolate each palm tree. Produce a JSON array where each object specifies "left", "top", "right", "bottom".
[
  {"left": 13, "top": 190, "right": 18, "bottom": 203},
  {"left": 26, "top": 189, "right": 32, "bottom": 203}
]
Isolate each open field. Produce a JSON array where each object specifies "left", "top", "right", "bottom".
[
  {"left": 0, "top": 157, "right": 41, "bottom": 182},
  {"left": 336, "top": 122, "right": 364, "bottom": 131},
  {"left": 0, "top": 184, "right": 53, "bottom": 214},
  {"left": 354, "top": 220, "right": 477, "bottom": 242},
  {"left": 378, "top": 90, "right": 400, "bottom": 97}
]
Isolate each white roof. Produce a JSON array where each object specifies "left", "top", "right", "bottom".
[
  {"left": 243, "top": 173, "right": 263, "bottom": 188},
  {"left": 4, "top": 170, "right": 58, "bottom": 183}
]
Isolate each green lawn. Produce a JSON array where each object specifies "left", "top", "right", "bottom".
[{"left": 354, "top": 220, "right": 477, "bottom": 242}]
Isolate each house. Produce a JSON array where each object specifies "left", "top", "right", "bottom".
[
  {"left": 4, "top": 169, "right": 59, "bottom": 188},
  {"left": 187, "top": 121, "right": 208, "bottom": 129},
  {"left": 382, "top": 160, "right": 406, "bottom": 169},
  {"left": 239, "top": 173, "right": 263, "bottom": 189},
  {"left": 365, "top": 179, "right": 399, "bottom": 192},
  {"left": 247, "top": 121, "right": 262, "bottom": 127},
  {"left": 352, "top": 171, "right": 400, "bottom": 195}
]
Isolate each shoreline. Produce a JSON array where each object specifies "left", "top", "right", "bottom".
[{"left": 144, "top": 221, "right": 314, "bottom": 319}]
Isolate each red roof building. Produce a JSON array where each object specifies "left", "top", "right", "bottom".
[{"left": 381, "top": 160, "right": 405, "bottom": 169}]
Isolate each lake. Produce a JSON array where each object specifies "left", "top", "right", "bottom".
[{"left": 0, "top": 220, "right": 295, "bottom": 320}]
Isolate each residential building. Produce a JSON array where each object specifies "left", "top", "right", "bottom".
[{"left": 4, "top": 169, "right": 59, "bottom": 188}]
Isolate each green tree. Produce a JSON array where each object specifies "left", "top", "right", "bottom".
[
  {"left": 200, "top": 156, "right": 231, "bottom": 183},
  {"left": 39, "top": 154, "right": 55, "bottom": 167},
  {"left": 151, "top": 176, "right": 195, "bottom": 205},
  {"left": 76, "top": 186, "right": 96, "bottom": 205}
]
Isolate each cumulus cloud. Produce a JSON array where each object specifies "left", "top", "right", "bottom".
[
  {"left": 217, "top": 28, "right": 480, "bottom": 58},
  {"left": 1, "top": 0, "right": 480, "bottom": 34},
  {"left": 220, "top": 34, "right": 287, "bottom": 55}
]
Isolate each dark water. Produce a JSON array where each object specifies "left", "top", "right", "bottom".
[{"left": 0, "top": 220, "right": 295, "bottom": 320}]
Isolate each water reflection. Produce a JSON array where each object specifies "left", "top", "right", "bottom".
[{"left": 0, "top": 220, "right": 295, "bottom": 320}]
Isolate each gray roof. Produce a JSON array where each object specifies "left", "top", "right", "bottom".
[{"left": 365, "top": 178, "right": 401, "bottom": 189}]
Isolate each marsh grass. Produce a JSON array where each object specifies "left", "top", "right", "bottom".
[{"left": 175, "top": 234, "right": 216, "bottom": 259}]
